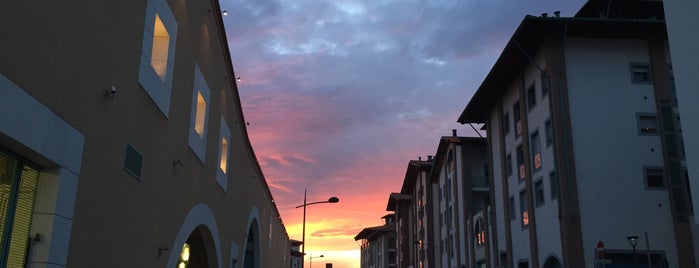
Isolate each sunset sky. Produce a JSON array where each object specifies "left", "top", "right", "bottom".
[{"left": 221, "top": 1, "right": 586, "bottom": 267}]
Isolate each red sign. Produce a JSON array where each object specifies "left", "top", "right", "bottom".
[{"left": 596, "top": 241, "right": 605, "bottom": 259}]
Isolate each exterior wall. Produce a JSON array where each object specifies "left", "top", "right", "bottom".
[
  {"left": 0, "top": 0, "right": 288, "bottom": 267},
  {"left": 565, "top": 38, "right": 678, "bottom": 267},
  {"left": 663, "top": 1, "right": 699, "bottom": 264},
  {"left": 488, "top": 104, "right": 507, "bottom": 267}
]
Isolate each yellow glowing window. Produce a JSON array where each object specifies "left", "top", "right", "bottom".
[
  {"left": 151, "top": 14, "right": 170, "bottom": 81},
  {"left": 219, "top": 137, "right": 229, "bottom": 173},
  {"left": 194, "top": 91, "right": 206, "bottom": 137}
]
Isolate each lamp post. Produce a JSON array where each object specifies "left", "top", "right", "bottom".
[
  {"left": 626, "top": 235, "right": 639, "bottom": 264},
  {"left": 309, "top": 253, "right": 324, "bottom": 268},
  {"left": 295, "top": 189, "right": 339, "bottom": 256}
]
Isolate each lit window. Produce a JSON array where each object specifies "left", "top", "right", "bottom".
[
  {"left": 219, "top": 137, "right": 229, "bottom": 172},
  {"left": 188, "top": 64, "right": 211, "bottom": 162},
  {"left": 630, "top": 63, "right": 652, "bottom": 83},
  {"left": 138, "top": 0, "right": 178, "bottom": 117},
  {"left": 195, "top": 91, "right": 207, "bottom": 137},
  {"left": 531, "top": 131, "right": 541, "bottom": 171},
  {"left": 520, "top": 190, "right": 528, "bottom": 228},
  {"left": 216, "top": 118, "right": 231, "bottom": 191},
  {"left": 151, "top": 14, "right": 170, "bottom": 80}
]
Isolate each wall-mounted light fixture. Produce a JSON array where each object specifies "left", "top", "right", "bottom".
[
  {"left": 236, "top": 77, "right": 241, "bottom": 82},
  {"left": 222, "top": 10, "right": 228, "bottom": 16},
  {"left": 104, "top": 86, "right": 117, "bottom": 99}
]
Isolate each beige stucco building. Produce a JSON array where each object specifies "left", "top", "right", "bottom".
[{"left": 0, "top": 0, "right": 290, "bottom": 267}]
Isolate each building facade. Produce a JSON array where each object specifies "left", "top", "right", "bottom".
[
  {"left": 459, "top": 0, "right": 694, "bottom": 267},
  {"left": 388, "top": 157, "right": 435, "bottom": 268},
  {"left": 429, "top": 133, "right": 489, "bottom": 268},
  {"left": 356, "top": 214, "right": 398, "bottom": 268},
  {"left": 0, "top": 0, "right": 289, "bottom": 267}
]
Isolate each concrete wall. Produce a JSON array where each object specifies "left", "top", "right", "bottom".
[
  {"left": 0, "top": 0, "right": 289, "bottom": 267},
  {"left": 565, "top": 38, "right": 678, "bottom": 267}
]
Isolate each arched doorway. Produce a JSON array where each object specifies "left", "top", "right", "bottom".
[
  {"left": 243, "top": 220, "right": 260, "bottom": 268},
  {"left": 543, "top": 256, "right": 563, "bottom": 268},
  {"left": 167, "top": 203, "right": 222, "bottom": 268},
  {"left": 177, "top": 225, "right": 218, "bottom": 268}
]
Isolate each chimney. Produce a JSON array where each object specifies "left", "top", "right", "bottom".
[
  {"left": 418, "top": 157, "right": 422, "bottom": 161},
  {"left": 452, "top": 129, "right": 457, "bottom": 137},
  {"left": 554, "top": 11, "right": 560, "bottom": 18},
  {"left": 541, "top": 13, "right": 548, "bottom": 18},
  {"left": 427, "top": 155, "right": 433, "bottom": 161}
]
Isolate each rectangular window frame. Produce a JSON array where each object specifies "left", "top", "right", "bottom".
[
  {"left": 534, "top": 178, "right": 544, "bottom": 207},
  {"left": 527, "top": 84, "right": 536, "bottom": 111},
  {"left": 509, "top": 196, "right": 516, "bottom": 220},
  {"left": 550, "top": 170, "right": 558, "bottom": 200},
  {"left": 506, "top": 153, "right": 513, "bottom": 178},
  {"left": 519, "top": 190, "right": 528, "bottom": 228},
  {"left": 643, "top": 166, "right": 666, "bottom": 190},
  {"left": 138, "top": 0, "right": 178, "bottom": 117},
  {"left": 188, "top": 64, "right": 211, "bottom": 163},
  {"left": 630, "top": 62, "right": 653, "bottom": 84},
  {"left": 545, "top": 118, "right": 553, "bottom": 148},
  {"left": 216, "top": 117, "right": 232, "bottom": 191},
  {"left": 530, "top": 130, "right": 541, "bottom": 172},
  {"left": 540, "top": 73, "right": 549, "bottom": 98},
  {"left": 503, "top": 112, "right": 510, "bottom": 135},
  {"left": 513, "top": 101, "right": 521, "bottom": 137},
  {"left": 637, "top": 113, "right": 659, "bottom": 135}
]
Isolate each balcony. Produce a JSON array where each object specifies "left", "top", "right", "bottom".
[{"left": 472, "top": 176, "right": 489, "bottom": 191}]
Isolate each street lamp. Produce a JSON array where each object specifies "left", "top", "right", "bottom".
[
  {"left": 295, "top": 189, "right": 339, "bottom": 255},
  {"left": 308, "top": 253, "right": 324, "bottom": 268},
  {"left": 626, "top": 235, "right": 639, "bottom": 264}
]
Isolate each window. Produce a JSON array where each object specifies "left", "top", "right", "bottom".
[
  {"left": 644, "top": 167, "right": 665, "bottom": 189},
  {"left": 138, "top": 0, "right": 178, "bottom": 117},
  {"left": 509, "top": 196, "right": 516, "bottom": 220},
  {"left": 475, "top": 218, "right": 485, "bottom": 247},
  {"left": 506, "top": 153, "right": 513, "bottom": 177},
  {"left": 520, "top": 190, "right": 528, "bottom": 228},
  {"left": 188, "top": 64, "right": 211, "bottom": 162},
  {"left": 527, "top": 85, "right": 536, "bottom": 110},
  {"left": 541, "top": 73, "right": 550, "bottom": 98},
  {"left": 513, "top": 102, "right": 521, "bottom": 136},
  {"left": 545, "top": 119, "right": 553, "bottom": 147},
  {"left": 216, "top": 118, "right": 232, "bottom": 191},
  {"left": 630, "top": 63, "right": 652, "bottom": 83},
  {"left": 516, "top": 145, "right": 525, "bottom": 181},
  {"left": 503, "top": 112, "right": 510, "bottom": 134},
  {"left": 550, "top": 170, "right": 558, "bottom": 200},
  {"left": 0, "top": 152, "right": 40, "bottom": 267},
  {"left": 535, "top": 179, "right": 544, "bottom": 207},
  {"left": 447, "top": 149, "right": 455, "bottom": 173},
  {"left": 124, "top": 144, "right": 143, "bottom": 179},
  {"left": 637, "top": 114, "right": 658, "bottom": 135},
  {"left": 530, "top": 131, "right": 541, "bottom": 171}
]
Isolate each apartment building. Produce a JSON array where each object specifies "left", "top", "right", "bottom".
[
  {"left": 0, "top": 0, "right": 289, "bottom": 267},
  {"left": 356, "top": 214, "right": 398, "bottom": 268},
  {"left": 387, "top": 157, "right": 435, "bottom": 268},
  {"left": 429, "top": 133, "right": 488, "bottom": 268},
  {"left": 458, "top": 0, "right": 693, "bottom": 267}
]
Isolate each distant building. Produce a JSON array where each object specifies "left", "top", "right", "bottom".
[
  {"left": 429, "top": 132, "right": 489, "bottom": 268},
  {"left": 387, "top": 157, "right": 435, "bottom": 268},
  {"left": 459, "top": 0, "right": 693, "bottom": 267},
  {"left": 290, "top": 239, "right": 304, "bottom": 268},
  {"left": 0, "top": 0, "right": 289, "bottom": 267},
  {"left": 355, "top": 214, "right": 398, "bottom": 268}
]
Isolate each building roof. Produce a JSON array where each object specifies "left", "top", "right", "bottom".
[
  {"left": 457, "top": 15, "right": 667, "bottom": 124},
  {"left": 386, "top": 193, "right": 412, "bottom": 211},
  {"left": 354, "top": 225, "right": 394, "bottom": 241},
  {"left": 400, "top": 159, "right": 433, "bottom": 194},
  {"left": 428, "top": 136, "right": 486, "bottom": 183}
]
